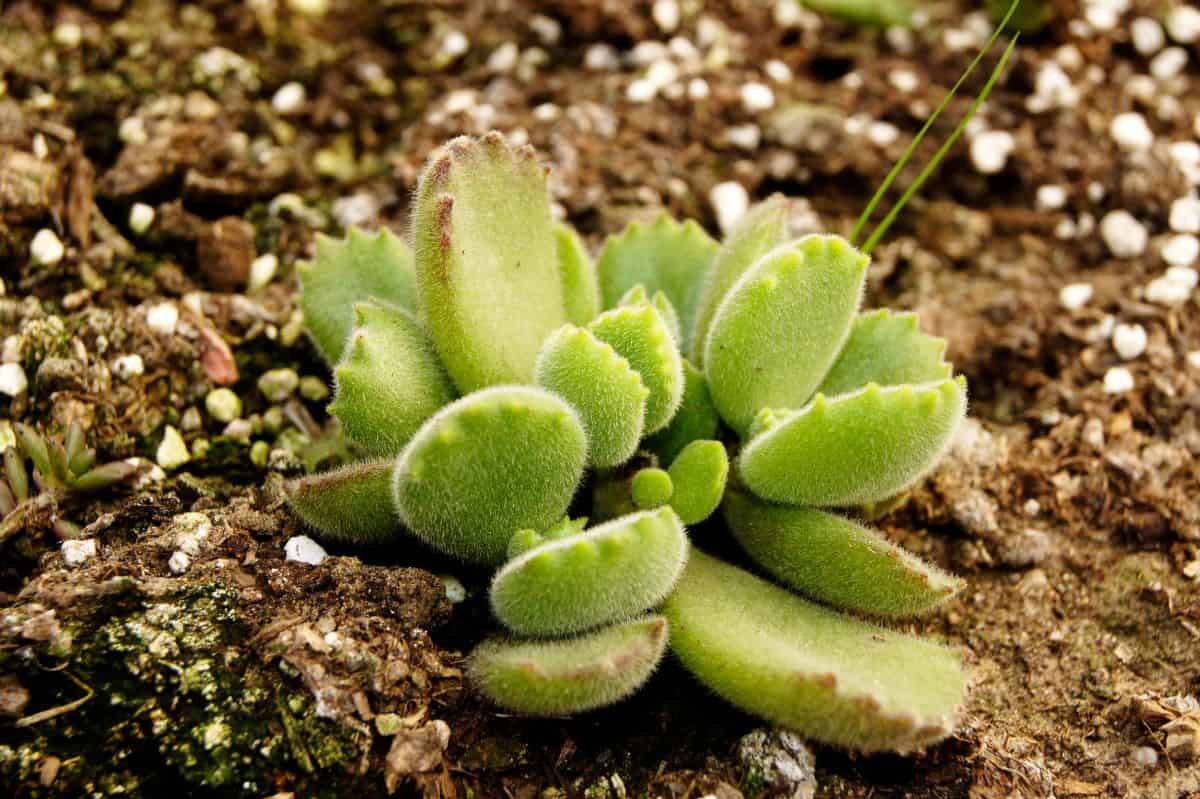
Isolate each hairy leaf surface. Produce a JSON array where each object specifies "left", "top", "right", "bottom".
[
  {"left": 667, "top": 440, "right": 728, "bottom": 524},
  {"left": 818, "top": 310, "right": 951, "bottom": 397},
  {"left": 286, "top": 459, "right": 403, "bottom": 544},
  {"left": 644, "top": 360, "right": 720, "bottom": 464},
  {"left": 557, "top": 223, "right": 600, "bottom": 325},
  {"left": 588, "top": 305, "right": 684, "bottom": 434}
]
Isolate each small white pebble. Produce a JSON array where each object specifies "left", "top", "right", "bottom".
[
  {"left": 30, "top": 228, "right": 65, "bottom": 266},
  {"left": 1161, "top": 233, "right": 1199, "bottom": 267},
  {"left": 626, "top": 79, "right": 657, "bottom": 103},
  {"left": 112, "top": 354, "right": 145, "bottom": 380},
  {"left": 867, "top": 121, "right": 900, "bottom": 147},
  {"left": 205, "top": 387, "right": 242, "bottom": 422},
  {"left": 529, "top": 15, "right": 560, "bottom": 45},
  {"left": 687, "top": 78, "right": 710, "bottom": 101},
  {"left": 487, "top": 42, "right": 519, "bottom": 73},
  {"left": 652, "top": 0, "right": 681, "bottom": 33},
  {"left": 1100, "top": 210, "right": 1148, "bottom": 257},
  {"left": 1132, "top": 745, "right": 1159, "bottom": 767},
  {"left": 62, "top": 539, "right": 97, "bottom": 567},
  {"left": 129, "top": 202, "right": 155, "bottom": 234},
  {"left": 1145, "top": 273, "right": 1192, "bottom": 305},
  {"left": 1169, "top": 140, "right": 1200, "bottom": 185},
  {"left": 440, "top": 30, "right": 469, "bottom": 59},
  {"left": 442, "top": 575, "right": 467, "bottom": 603},
  {"left": 1085, "top": 0, "right": 1123, "bottom": 31},
  {"left": 1110, "top": 112, "right": 1154, "bottom": 152},
  {"left": 168, "top": 550, "right": 191, "bottom": 575},
  {"left": 969, "top": 130, "right": 1015, "bottom": 175},
  {"left": 1055, "top": 218, "right": 1078, "bottom": 240},
  {"left": 146, "top": 302, "right": 178, "bottom": 336},
  {"left": 1037, "top": 185, "right": 1068, "bottom": 210},
  {"left": 709, "top": 181, "right": 750, "bottom": 235},
  {"left": 1169, "top": 195, "right": 1200, "bottom": 233},
  {"left": 1027, "top": 62, "right": 1079, "bottom": 113},
  {"left": 724, "top": 123, "right": 761, "bottom": 151},
  {"left": 1112, "top": 323, "right": 1148, "bottom": 360},
  {"left": 1103, "top": 366, "right": 1135, "bottom": 394},
  {"left": 1166, "top": 265, "right": 1199, "bottom": 288},
  {"left": 284, "top": 535, "right": 327, "bottom": 566},
  {"left": 764, "top": 59, "right": 792, "bottom": 84},
  {"left": 0, "top": 363, "right": 28, "bottom": 396},
  {"left": 53, "top": 22, "right": 83, "bottom": 48},
  {"left": 741, "top": 82, "right": 775, "bottom": 114},
  {"left": 889, "top": 69, "right": 919, "bottom": 94},
  {"left": 1188, "top": 351, "right": 1200, "bottom": 369},
  {"left": 584, "top": 43, "right": 620, "bottom": 71},
  {"left": 1165, "top": 5, "right": 1200, "bottom": 43},
  {"left": 248, "top": 253, "right": 279, "bottom": 291},
  {"left": 1059, "top": 283, "right": 1093, "bottom": 310},
  {"left": 1131, "top": 16, "right": 1166, "bottom": 54},
  {"left": 271, "top": 82, "right": 306, "bottom": 115},
  {"left": 32, "top": 133, "right": 49, "bottom": 160},
  {"left": 156, "top": 426, "right": 190, "bottom": 470},
  {"left": 644, "top": 59, "right": 678, "bottom": 89},
  {"left": 1087, "top": 181, "right": 1107, "bottom": 203},
  {"left": 1150, "top": 47, "right": 1188, "bottom": 81}
]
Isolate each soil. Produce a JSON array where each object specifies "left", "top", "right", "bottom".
[{"left": 1, "top": 1, "right": 1199, "bottom": 797}]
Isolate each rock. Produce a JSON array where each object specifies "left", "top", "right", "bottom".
[
  {"left": 284, "top": 535, "right": 327, "bottom": 566},
  {"left": 62, "top": 539, "right": 98, "bottom": 567},
  {"left": 737, "top": 728, "right": 817, "bottom": 799},
  {"left": 385, "top": 719, "right": 450, "bottom": 777},
  {"left": 0, "top": 150, "right": 59, "bottom": 222},
  {"left": 196, "top": 217, "right": 255, "bottom": 291},
  {"left": 156, "top": 426, "right": 190, "bottom": 470}
]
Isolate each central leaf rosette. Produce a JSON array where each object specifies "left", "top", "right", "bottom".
[{"left": 287, "top": 132, "right": 969, "bottom": 754}]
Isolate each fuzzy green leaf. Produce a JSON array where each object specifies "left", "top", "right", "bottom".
[
  {"left": 631, "top": 468, "right": 673, "bottom": 509},
  {"left": 286, "top": 459, "right": 404, "bottom": 545},
  {"left": 393, "top": 386, "right": 587, "bottom": 564},
  {"left": 723, "top": 489, "right": 962, "bottom": 617},
  {"left": 588, "top": 305, "right": 684, "bottom": 434},
  {"left": 329, "top": 301, "right": 456, "bottom": 457},
  {"left": 3, "top": 448, "right": 28, "bottom": 502},
  {"left": 667, "top": 440, "right": 728, "bottom": 525},
  {"left": 490, "top": 507, "right": 688, "bottom": 636},
  {"left": 704, "top": 235, "right": 869, "bottom": 435},
  {"left": 557, "top": 223, "right": 600, "bottom": 325},
  {"left": 664, "top": 551, "right": 964, "bottom": 753},
  {"left": 618, "top": 285, "right": 682, "bottom": 344},
  {"left": 412, "top": 133, "right": 566, "bottom": 393},
  {"left": 469, "top": 615, "right": 669, "bottom": 716},
  {"left": 739, "top": 378, "right": 968, "bottom": 507},
  {"left": 535, "top": 325, "right": 648, "bottom": 468},
  {"left": 70, "top": 461, "right": 140, "bottom": 494},
  {"left": 298, "top": 227, "right": 417, "bottom": 364},
  {"left": 15, "top": 424, "right": 54, "bottom": 486},
  {"left": 818, "top": 310, "right": 951, "bottom": 397},
  {"left": 644, "top": 359, "right": 720, "bottom": 464},
  {"left": 690, "top": 195, "right": 791, "bottom": 366},
  {"left": 596, "top": 214, "right": 719, "bottom": 349}
]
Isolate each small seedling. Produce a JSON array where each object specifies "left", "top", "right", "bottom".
[
  {"left": 0, "top": 422, "right": 142, "bottom": 543},
  {"left": 286, "top": 11, "right": 1019, "bottom": 753}
]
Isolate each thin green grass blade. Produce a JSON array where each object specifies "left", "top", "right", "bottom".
[
  {"left": 861, "top": 35, "right": 1019, "bottom": 254},
  {"left": 851, "top": 0, "right": 1021, "bottom": 247}
]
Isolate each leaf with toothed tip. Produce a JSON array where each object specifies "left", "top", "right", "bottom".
[
  {"left": 507, "top": 516, "right": 589, "bottom": 560},
  {"left": 690, "top": 195, "right": 792, "bottom": 366},
  {"left": 469, "top": 615, "right": 669, "bottom": 716},
  {"left": 723, "top": 488, "right": 962, "bottom": 617},
  {"left": 704, "top": 235, "right": 869, "bottom": 436},
  {"left": 617, "top": 285, "right": 682, "bottom": 344},
  {"left": 286, "top": 459, "right": 404, "bottom": 545},
  {"left": 667, "top": 440, "right": 728, "bottom": 525},
  {"left": 329, "top": 301, "right": 457, "bottom": 457},
  {"left": 490, "top": 507, "right": 688, "bottom": 636},
  {"left": 596, "top": 214, "right": 719, "bottom": 349},
  {"left": 664, "top": 550, "right": 964, "bottom": 753},
  {"left": 556, "top": 223, "right": 600, "bottom": 325},
  {"left": 818, "top": 309, "right": 952, "bottom": 397},
  {"left": 535, "top": 325, "right": 648, "bottom": 468},
  {"left": 739, "top": 377, "right": 968, "bottom": 507},
  {"left": 393, "top": 386, "right": 588, "bottom": 565},
  {"left": 644, "top": 359, "right": 720, "bottom": 465},
  {"left": 297, "top": 227, "right": 417, "bottom": 364},
  {"left": 588, "top": 304, "right": 684, "bottom": 435},
  {"left": 412, "top": 133, "right": 566, "bottom": 393}
]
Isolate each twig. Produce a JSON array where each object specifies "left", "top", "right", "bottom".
[{"left": 14, "top": 672, "right": 94, "bottom": 728}]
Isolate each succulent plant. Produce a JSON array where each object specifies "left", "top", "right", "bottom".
[
  {"left": 287, "top": 15, "right": 1019, "bottom": 753},
  {"left": 0, "top": 422, "right": 143, "bottom": 543}
]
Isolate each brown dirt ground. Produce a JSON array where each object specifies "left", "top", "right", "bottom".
[{"left": 1, "top": 1, "right": 1198, "bottom": 797}]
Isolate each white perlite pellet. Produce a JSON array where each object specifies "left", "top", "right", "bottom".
[
  {"left": 741, "top": 82, "right": 775, "bottom": 113},
  {"left": 129, "top": 202, "right": 155, "bottom": 234},
  {"left": 1145, "top": 266, "right": 1197, "bottom": 304},
  {"left": 168, "top": 550, "right": 191, "bottom": 575},
  {"left": 31, "top": 228, "right": 65, "bottom": 265},
  {"left": 0, "top": 363, "right": 28, "bottom": 396},
  {"left": 112, "top": 354, "right": 145, "bottom": 380},
  {"left": 285, "top": 535, "right": 327, "bottom": 566},
  {"left": 1169, "top": 195, "right": 1200, "bottom": 233},
  {"left": 1110, "top": 112, "right": 1154, "bottom": 152},
  {"left": 487, "top": 42, "right": 518, "bottom": 73},
  {"left": 1037, "top": 184, "right": 1068, "bottom": 210},
  {"left": 62, "top": 539, "right": 98, "bottom": 567},
  {"left": 146, "top": 302, "right": 178, "bottom": 336},
  {"left": 1103, "top": 366, "right": 1135, "bottom": 394},
  {"left": 889, "top": 69, "right": 919, "bottom": 93},
  {"left": 710, "top": 181, "right": 749, "bottom": 234},
  {"left": 1027, "top": 62, "right": 1079, "bottom": 113},
  {"left": 248, "top": 253, "right": 279, "bottom": 290},
  {"left": 584, "top": 43, "right": 619, "bottom": 71},
  {"left": 867, "top": 121, "right": 900, "bottom": 147},
  {"left": 765, "top": 59, "right": 792, "bottom": 84},
  {"left": 1150, "top": 47, "right": 1188, "bottom": 81},
  {"left": 1100, "top": 210, "right": 1148, "bottom": 257},
  {"left": 440, "top": 30, "right": 469, "bottom": 60},
  {"left": 652, "top": 0, "right": 680, "bottom": 32},
  {"left": 1162, "top": 233, "right": 1199, "bottom": 267},
  {"left": 1112, "top": 323, "right": 1147, "bottom": 360},
  {"left": 156, "top": 426, "right": 190, "bottom": 470},
  {"left": 1165, "top": 6, "right": 1200, "bottom": 43},
  {"left": 1131, "top": 16, "right": 1166, "bottom": 54},
  {"left": 970, "top": 130, "right": 1015, "bottom": 174},
  {"left": 1059, "top": 283, "right": 1093, "bottom": 310},
  {"left": 271, "top": 82, "right": 306, "bottom": 115},
  {"left": 1188, "top": 351, "right": 1200, "bottom": 370},
  {"left": 687, "top": 78, "right": 710, "bottom": 100}
]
